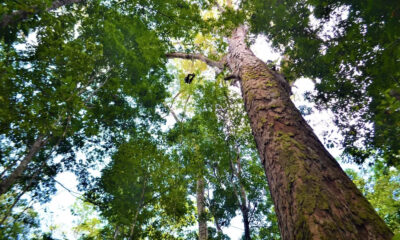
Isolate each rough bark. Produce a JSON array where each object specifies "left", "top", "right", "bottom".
[
  {"left": 0, "top": 136, "right": 48, "bottom": 196},
  {"left": 197, "top": 177, "right": 208, "bottom": 240},
  {"left": 0, "top": 0, "right": 83, "bottom": 28},
  {"left": 226, "top": 26, "right": 393, "bottom": 240}
]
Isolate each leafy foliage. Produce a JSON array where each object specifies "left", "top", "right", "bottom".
[
  {"left": 1, "top": 0, "right": 399, "bottom": 239},
  {"left": 166, "top": 80, "right": 280, "bottom": 239},
  {"left": 86, "top": 134, "right": 196, "bottom": 239},
  {"left": 0, "top": 191, "right": 40, "bottom": 239},
  {"left": 0, "top": 0, "right": 207, "bottom": 209},
  {"left": 346, "top": 161, "right": 400, "bottom": 236},
  {"left": 246, "top": 0, "right": 400, "bottom": 166}
]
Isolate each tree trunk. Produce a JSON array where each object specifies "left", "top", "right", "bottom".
[
  {"left": 113, "top": 225, "right": 120, "bottom": 240},
  {"left": 231, "top": 152, "right": 251, "bottom": 240},
  {"left": 197, "top": 177, "right": 208, "bottom": 240},
  {"left": 129, "top": 178, "right": 147, "bottom": 240},
  {"left": 242, "top": 207, "right": 251, "bottom": 240},
  {"left": 0, "top": 136, "right": 47, "bottom": 195},
  {"left": 0, "top": 0, "right": 83, "bottom": 28},
  {"left": 214, "top": 217, "right": 223, "bottom": 233},
  {"left": 226, "top": 26, "right": 393, "bottom": 240},
  {"left": 237, "top": 162, "right": 251, "bottom": 240}
]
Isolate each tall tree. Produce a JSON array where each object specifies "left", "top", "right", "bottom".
[
  {"left": 86, "top": 134, "right": 196, "bottom": 240},
  {"left": 1, "top": 0, "right": 396, "bottom": 238},
  {"left": 167, "top": 4, "right": 392, "bottom": 239},
  {"left": 226, "top": 23, "right": 391, "bottom": 240}
]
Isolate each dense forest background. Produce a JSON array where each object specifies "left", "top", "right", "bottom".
[{"left": 0, "top": 0, "right": 399, "bottom": 239}]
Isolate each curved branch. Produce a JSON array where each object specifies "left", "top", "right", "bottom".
[{"left": 166, "top": 52, "right": 226, "bottom": 70}]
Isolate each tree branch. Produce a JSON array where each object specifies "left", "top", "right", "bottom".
[
  {"left": 162, "top": 102, "right": 181, "bottom": 123},
  {"left": 215, "top": 1, "right": 225, "bottom": 13},
  {"left": 166, "top": 52, "right": 226, "bottom": 70},
  {"left": 0, "top": 136, "right": 49, "bottom": 196}
]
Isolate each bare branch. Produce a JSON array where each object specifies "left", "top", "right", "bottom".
[
  {"left": 166, "top": 52, "right": 226, "bottom": 70},
  {"left": 162, "top": 102, "right": 181, "bottom": 123}
]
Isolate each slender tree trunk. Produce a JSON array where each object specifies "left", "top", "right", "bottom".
[
  {"left": 235, "top": 155, "right": 251, "bottom": 240},
  {"left": 129, "top": 178, "right": 147, "bottom": 240},
  {"left": 129, "top": 211, "right": 139, "bottom": 240},
  {"left": 197, "top": 177, "right": 208, "bottom": 240},
  {"left": 214, "top": 217, "right": 223, "bottom": 233},
  {"left": 113, "top": 225, "right": 120, "bottom": 240},
  {"left": 0, "top": 0, "right": 83, "bottom": 28},
  {"left": 227, "top": 26, "right": 393, "bottom": 240},
  {"left": 0, "top": 190, "right": 26, "bottom": 226},
  {"left": 0, "top": 169, "right": 39, "bottom": 225},
  {"left": 239, "top": 190, "right": 251, "bottom": 240},
  {"left": 0, "top": 136, "right": 47, "bottom": 196},
  {"left": 230, "top": 151, "right": 252, "bottom": 240}
]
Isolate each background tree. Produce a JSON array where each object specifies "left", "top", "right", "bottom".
[
  {"left": 70, "top": 200, "right": 105, "bottom": 240},
  {"left": 166, "top": 79, "right": 281, "bottom": 239},
  {"left": 0, "top": 191, "right": 40, "bottom": 239},
  {"left": 86, "top": 133, "right": 196, "bottom": 240},
  {"left": 346, "top": 161, "right": 400, "bottom": 236},
  {"left": 0, "top": 0, "right": 202, "bottom": 215}
]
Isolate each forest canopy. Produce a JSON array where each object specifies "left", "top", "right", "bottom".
[{"left": 0, "top": 0, "right": 399, "bottom": 239}]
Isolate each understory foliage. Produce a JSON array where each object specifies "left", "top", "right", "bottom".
[
  {"left": 346, "top": 161, "right": 400, "bottom": 236},
  {"left": 0, "top": 0, "right": 399, "bottom": 239}
]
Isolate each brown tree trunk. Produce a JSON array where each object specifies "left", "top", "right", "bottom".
[
  {"left": 197, "top": 177, "right": 208, "bottom": 240},
  {"left": 0, "top": 136, "right": 48, "bottom": 196},
  {"left": 0, "top": 0, "right": 83, "bottom": 28},
  {"left": 227, "top": 26, "right": 393, "bottom": 240}
]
